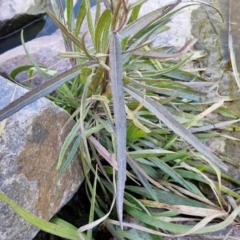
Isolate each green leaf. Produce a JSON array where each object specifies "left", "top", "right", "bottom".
[
  {"left": 126, "top": 204, "right": 240, "bottom": 235},
  {"left": 128, "top": 78, "right": 204, "bottom": 101},
  {"left": 75, "top": 0, "right": 86, "bottom": 37},
  {"left": 124, "top": 85, "right": 228, "bottom": 172},
  {"left": 95, "top": 9, "right": 111, "bottom": 53},
  {"left": 125, "top": 205, "right": 191, "bottom": 233},
  {"left": 21, "top": 31, "right": 49, "bottom": 80},
  {"left": 117, "top": 229, "right": 144, "bottom": 240},
  {"left": 95, "top": 0, "right": 101, "bottom": 26},
  {"left": 160, "top": 149, "right": 188, "bottom": 163},
  {"left": 57, "top": 135, "right": 81, "bottom": 181},
  {"left": 87, "top": 167, "right": 98, "bottom": 239},
  {"left": 0, "top": 191, "right": 84, "bottom": 239},
  {"left": 150, "top": 157, "right": 196, "bottom": 194},
  {"left": 127, "top": 122, "right": 147, "bottom": 143},
  {"left": 133, "top": 4, "right": 193, "bottom": 41},
  {"left": 57, "top": 120, "right": 80, "bottom": 169},
  {"left": 46, "top": 9, "right": 88, "bottom": 55},
  {"left": 127, "top": 1, "right": 142, "bottom": 24},
  {"left": 127, "top": 155, "right": 158, "bottom": 202},
  {"left": 129, "top": 149, "right": 173, "bottom": 158},
  {"left": 126, "top": 186, "right": 209, "bottom": 208},
  {"left": 164, "top": 69, "right": 206, "bottom": 82},
  {"left": 66, "top": 0, "right": 74, "bottom": 32},
  {"left": 9, "top": 65, "right": 37, "bottom": 80},
  {"left": 50, "top": 217, "right": 78, "bottom": 230}
]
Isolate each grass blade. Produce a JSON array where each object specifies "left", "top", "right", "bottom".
[
  {"left": 127, "top": 155, "right": 158, "bottom": 202},
  {"left": 66, "top": 0, "right": 74, "bottom": 32},
  {"left": 0, "top": 191, "right": 84, "bottom": 240},
  {"left": 84, "top": 0, "right": 95, "bottom": 47},
  {"left": 87, "top": 167, "right": 98, "bottom": 239},
  {"left": 57, "top": 135, "right": 81, "bottom": 181},
  {"left": 120, "top": 0, "right": 181, "bottom": 39},
  {"left": 150, "top": 157, "right": 196, "bottom": 193},
  {"left": 126, "top": 186, "right": 209, "bottom": 208},
  {"left": 124, "top": 85, "right": 228, "bottom": 172},
  {"left": 229, "top": 28, "right": 240, "bottom": 89},
  {"left": 95, "top": 9, "right": 111, "bottom": 53},
  {"left": 21, "top": 31, "right": 49, "bottom": 80}
]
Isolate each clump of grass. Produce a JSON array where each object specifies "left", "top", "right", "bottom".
[{"left": 1, "top": 0, "right": 240, "bottom": 239}]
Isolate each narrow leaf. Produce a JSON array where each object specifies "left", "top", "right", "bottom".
[
  {"left": 120, "top": 0, "right": 181, "bottom": 39},
  {"left": 87, "top": 167, "right": 98, "bottom": 239},
  {"left": 21, "top": 31, "right": 49, "bottom": 80},
  {"left": 57, "top": 135, "right": 81, "bottom": 181},
  {"left": 0, "top": 191, "right": 84, "bottom": 240},
  {"left": 0, "top": 62, "right": 96, "bottom": 121},
  {"left": 124, "top": 85, "right": 228, "bottom": 172},
  {"left": 109, "top": 32, "right": 126, "bottom": 228},
  {"left": 127, "top": 155, "right": 158, "bottom": 202},
  {"left": 150, "top": 157, "right": 196, "bottom": 193}
]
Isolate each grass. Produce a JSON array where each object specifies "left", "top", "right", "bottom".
[{"left": 1, "top": 0, "right": 240, "bottom": 239}]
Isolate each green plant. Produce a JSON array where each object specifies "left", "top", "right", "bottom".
[{"left": 1, "top": 0, "right": 240, "bottom": 239}]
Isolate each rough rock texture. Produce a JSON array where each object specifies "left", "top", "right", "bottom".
[
  {"left": 0, "top": 30, "right": 70, "bottom": 88},
  {"left": 0, "top": 0, "right": 49, "bottom": 37},
  {"left": 190, "top": 0, "right": 240, "bottom": 179},
  {"left": 0, "top": 76, "right": 84, "bottom": 240},
  {"left": 137, "top": 0, "right": 199, "bottom": 48},
  {"left": 0, "top": 0, "right": 48, "bottom": 21}
]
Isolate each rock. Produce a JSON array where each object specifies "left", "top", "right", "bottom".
[
  {"left": 0, "top": 30, "right": 71, "bottom": 88},
  {"left": 0, "top": 0, "right": 49, "bottom": 38},
  {"left": 137, "top": 0, "right": 199, "bottom": 48},
  {"left": 0, "top": 76, "right": 84, "bottom": 240}
]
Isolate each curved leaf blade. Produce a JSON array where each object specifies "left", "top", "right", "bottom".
[
  {"left": 0, "top": 191, "right": 84, "bottom": 240},
  {"left": 120, "top": 0, "right": 181, "bottom": 39},
  {"left": 124, "top": 85, "right": 228, "bottom": 172},
  {"left": 0, "top": 62, "right": 96, "bottom": 121}
]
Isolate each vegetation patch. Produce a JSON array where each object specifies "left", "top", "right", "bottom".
[{"left": 1, "top": 0, "right": 240, "bottom": 239}]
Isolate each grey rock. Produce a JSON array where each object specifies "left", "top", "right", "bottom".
[
  {"left": 0, "top": 0, "right": 50, "bottom": 38},
  {"left": 136, "top": 0, "right": 199, "bottom": 48},
  {"left": 0, "top": 76, "right": 84, "bottom": 240},
  {"left": 0, "top": 30, "right": 71, "bottom": 88},
  {"left": 0, "top": 0, "right": 48, "bottom": 22}
]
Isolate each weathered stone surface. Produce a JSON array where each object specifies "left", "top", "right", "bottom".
[
  {"left": 190, "top": 0, "right": 240, "bottom": 180},
  {"left": 0, "top": 29, "right": 70, "bottom": 88},
  {"left": 137, "top": 0, "right": 199, "bottom": 48},
  {"left": 0, "top": 0, "right": 49, "bottom": 37},
  {"left": 0, "top": 0, "right": 48, "bottom": 22},
  {"left": 0, "top": 76, "right": 84, "bottom": 240}
]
